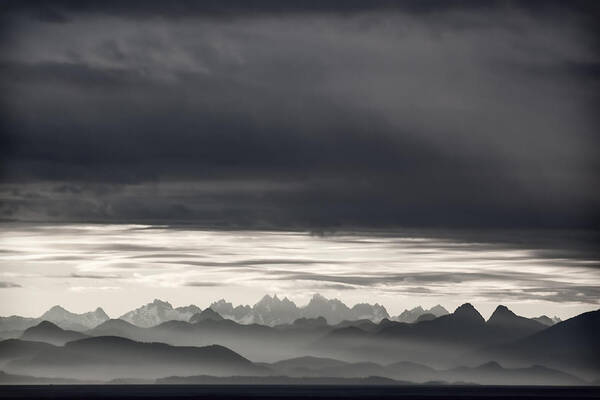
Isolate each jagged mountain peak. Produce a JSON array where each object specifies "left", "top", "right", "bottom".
[
  {"left": 488, "top": 305, "right": 519, "bottom": 323},
  {"left": 151, "top": 299, "right": 173, "bottom": 308},
  {"left": 430, "top": 305, "right": 449, "bottom": 315},
  {"left": 120, "top": 299, "right": 196, "bottom": 328},
  {"left": 453, "top": 303, "right": 485, "bottom": 323},
  {"left": 39, "top": 305, "right": 109, "bottom": 330}
]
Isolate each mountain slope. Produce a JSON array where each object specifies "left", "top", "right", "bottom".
[
  {"left": 190, "top": 308, "right": 224, "bottom": 323},
  {"left": 394, "top": 305, "right": 449, "bottom": 323},
  {"left": 480, "top": 309, "right": 600, "bottom": 374},
  {"left": 486, "top": 305, "right": 546, "bottom": 343},
  {"left": 0, "top": 339, "right": 57, "bottom": 363},
  {"left": 40, "top": 306, "right": 108, "bottom": 331},
  {"left": 119, "top": 299, "right": 200, "bottom": 328},
  {"left": 7, "top": 336, "right": 266, "bottom": 380},
  {"left": 21, "top": 321, "right": 88, "bottom": 345}
]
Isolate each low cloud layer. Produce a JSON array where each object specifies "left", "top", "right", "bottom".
[
  {"left": 0, "top": 224, "right": 598, "bottom": 318},
  {"left": 1, "top": 1, "right": 599, "bottom": 228}
]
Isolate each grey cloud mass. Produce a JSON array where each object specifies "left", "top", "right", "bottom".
[
  {"left": 0, "top": 1, "right": 599, "bottom": 228},
  {"left": 0, "top": 281, "right": 21, "bottom": 288}
]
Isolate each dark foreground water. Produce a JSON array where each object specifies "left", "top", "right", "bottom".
[{"left": 0, "top": 385, "right": 599, "bottom": 400}]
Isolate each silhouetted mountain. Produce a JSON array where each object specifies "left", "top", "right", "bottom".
[
  {"left": 486, "top": 305, "right": 546, "bottom": 342},
  {"left": 0, "top": 339, "right": 57, "bottom": 363},
  {"left": 85, "top": 318, "right": 147, "bottom": 340},
  {"left": 40, "top": 306, "right": 108, "bottom": 331},
  {"left": 21, "top": 321, "right": 88, "bottom": 346},
  {"left": 532, "top": 315, "right": 561, "bottom": 326},
  {"left": 318, "top": 303, "right": 510, "bottom": 366},
  {"left": 415, "top": 313, "right": 436, "bottom": 323},
  {"left": 333, "top": 319, "right": 380, "bottom": 333},
  {"left": 190, "top": 308, "right": 224, "bottom": 323},
  {"left": 119, "top": 299, "right": 200, "bottom": 327},
  {"left": 380, "top": 303, "right": 487, "bottom": 344},
  {"left": 7, "top": 336, "right": 266, "bottom": 380},
  {"left": 479, "top": 309, "right": 600, "bottom": 377},
  {"left": 394, "top": 305, "right": 449, "bottom": 323}
]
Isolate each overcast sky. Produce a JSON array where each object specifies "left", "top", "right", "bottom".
[
  {"left": 0, "top": 2, "right": 599, "bottom": 317},
  {"left": 1, "top": 0, "right": 599, "bottom": 228}
]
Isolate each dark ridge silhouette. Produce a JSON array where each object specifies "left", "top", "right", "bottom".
[
  {"left": 377, "top": 303, "right": 487, "bottom": 344},
  {"left": 333, "top": 319, "right": 380, "bottom": 333},
  {"left": 190, "top": 308, "right": 224, "bottom": 323},
  {"left": 486, "top": 305, "right": 546, "bottom": 342},
  {"left": 480, "top": 309, "right": 600, "bottom": 376},
  {"left": 532, "top": 315, "right": 557, "bottom": 326},
  {"left": 6, "top": 335, "right": 267, "bottom": 380},
  {"left": 21, "top": 321, "right": 88, "bottom": 345},
  {"left": 0, "top": 339, "right": 57, "bottom": 362},
  {"left": 415, "top": 313, "right": 437, "bottom": 323},
  {"left": 86, "top": 318, "right": 147, "bottom": 339}
]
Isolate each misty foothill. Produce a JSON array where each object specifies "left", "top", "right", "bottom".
[{"left": 0, "top": 294, "right": 598, "bottom": 388}]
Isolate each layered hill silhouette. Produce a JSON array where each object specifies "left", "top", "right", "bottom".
[
  {"left": 393, "top": 305, "right": 449, "bottom": 323},
  {"left": 316, "top": 304, "right": 559, "bottom": 366},
  {"left": 5, "top": 302, "right": 589, "bottom": 370},
  {"left": 476, "top": 309, "right": 600, "bottom": 379},
  {"left": 0, "top": 304, "right": 597, "bottom": 385},
  {"left": 21, "top": 321, "right": 88, "bottom": 346},
  {"left": 6, "top": 336, "right": 266, "bottom": 380}
]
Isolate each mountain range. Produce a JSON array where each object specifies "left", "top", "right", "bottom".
[
  {"left": 0, "top": 304, "right": 596, "bottom": 385},
  {"left": 210, "top": 294, "right": 390, "bottom": 326},
  {"left": 0, "top": 295, "right": 564, "bottom": 338}
]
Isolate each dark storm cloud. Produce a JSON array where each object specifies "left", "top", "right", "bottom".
[
  {"left": 1, "top": 1, "right": 599, "bottom": 228},
  {"left": 3, "top": 0, "right": 599, "bottom": 21}
]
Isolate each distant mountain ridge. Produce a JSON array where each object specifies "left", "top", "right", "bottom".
[
  {"left": 40, "top": 306, "right": 109, "bottom": 330},
  {"left": 119, "top": 299, "right": 201, "bottom": 328},
  {"left": 210, "top": 294, "right": 390, "bottom": 326},
  {"left": 0, "top": 295, "right": 571, "bottom": 332}
]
